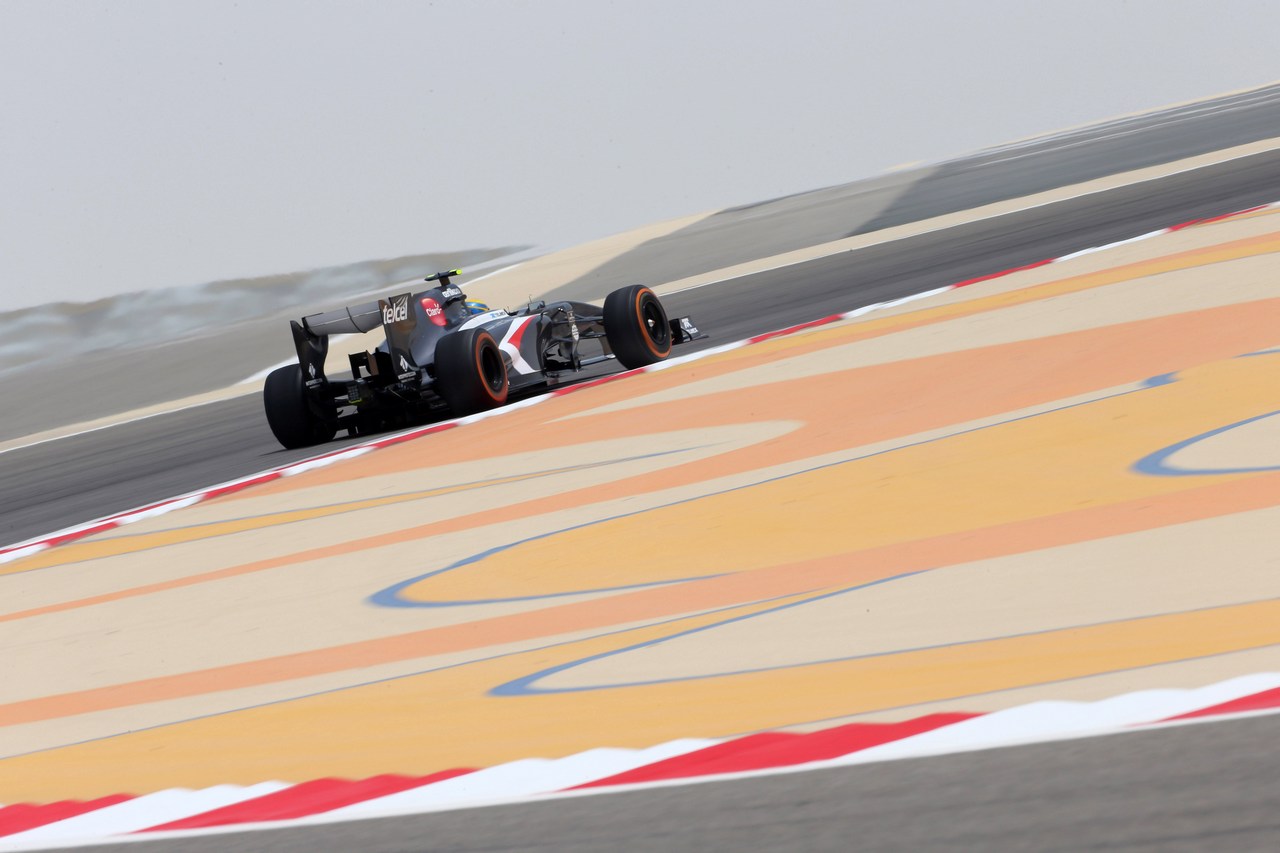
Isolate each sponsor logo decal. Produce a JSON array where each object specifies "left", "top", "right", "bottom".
[
  {"left": 441, "top": 285, "right": 463, "bottom": 301},
  {"left": 420, "top": 297, "right": 447, "bottom": 326},
  {"left": 399, "top": 354, "right": 411, "bottom": 373},
  {"left": 382, "top": 294, "right": 410, "bottom": 325}
]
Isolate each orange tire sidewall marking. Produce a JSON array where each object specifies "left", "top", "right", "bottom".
[
  {"left": 636, "top": 288, "right": 671, "bottom": 358},
  {"left": 475, "top": 332, "right": 506, "bottom": 401}
]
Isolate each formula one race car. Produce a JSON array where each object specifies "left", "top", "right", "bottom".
[{"left": 262, "top": 269, "right": 702, "bottom": 449}]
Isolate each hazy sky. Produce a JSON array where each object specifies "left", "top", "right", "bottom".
[{"left": 2, "top": 0, "right": 1278, "bottom": 310}]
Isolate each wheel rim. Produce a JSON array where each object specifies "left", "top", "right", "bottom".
[
  {"left": 640, "top": 297, "right": 670, "bottom": 349},
  {"left": 479, "top": 342, "right": 505, "bottom": 394}
]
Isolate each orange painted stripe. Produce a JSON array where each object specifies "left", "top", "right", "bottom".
[
  {"left": 210, "top": 228, "right": 1280, "bottom": 501},
  {"left": 0, "top": 459, "right": 642, "bottom": 577},
  {"left": 3, "top": 596, "right": 1278, "bottom": 802},
  {"left": 5, "top": 295, "right": 1279, "bottom": 624},
  {"left": 2, "top": 467, "right": 1279, "bottom": 729}
]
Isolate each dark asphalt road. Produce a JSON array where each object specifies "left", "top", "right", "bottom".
[
  {"left": 72, "top": 713, "right": 1280, "bottom": 852},
  {"left": 663, "top": 146, "right": 1280, "bottom": 345},
  {"left": 559, "top": 81, "right": 1280, "bottom": 297},
  {"left": 854, "top": 81, "right": 1280, "bottom": 234},
  {"left": 6, "top": 146, "right": 1280, "bottom": 547}
]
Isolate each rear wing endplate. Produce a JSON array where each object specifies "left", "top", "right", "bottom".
[
  {"left": 290, "top": 321, "right": 329, "bottom": 390},
  {"left": 378, "top": 292, "right": 419, "bottom": 381}
]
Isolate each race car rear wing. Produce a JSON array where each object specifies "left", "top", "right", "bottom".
[
  {"left": 291, "top": 293, "right": 422, "bottom": 390},
  {"left": 299, "top": 300, "right": 383, "bottom": 337},
  {"left": 291, "top": 300, "right": 384, "bottom": 389}
]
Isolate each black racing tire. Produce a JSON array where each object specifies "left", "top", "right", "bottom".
[
  {"left": 603, "top": 284, "right": 672, "bottom": 369},
  {"left": 263, "top": 364, "right": 337, "bottom": 449},
  {"left": 434, "top": 328, "right": 509, "bottom": 416}
]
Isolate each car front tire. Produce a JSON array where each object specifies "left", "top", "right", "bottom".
[{"left": 603, "top": 284, "right": 672, "bottom": 369}]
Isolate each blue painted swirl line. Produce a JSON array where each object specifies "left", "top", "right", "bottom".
[
  {"left": 1131, "top": 410, "right": 1280, "bottom": 476},
  {"left": 371, "top": 372, "right": 1178, "bottom": 609},
  {"left": 491, "top": 587, "right": 1278, "bottom": 697},
  {"left": 490, "top": 574, "right": 925, "bottom": 696}
]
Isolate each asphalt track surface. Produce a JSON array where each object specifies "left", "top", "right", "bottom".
[
  {"left": 558, "top": 81, "right": 1280, "bottom": 296},
  {"left": 6, "top": 146, "right": 1280, "bottom": 547},
  {"left": 70, "top": 713, "right": 1280, "bottom": 852},
  {"left": 6, "top": 90, "right": 1280, "bottom": 850}
]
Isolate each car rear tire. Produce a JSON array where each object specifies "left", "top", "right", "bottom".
[
  {"left": 435, "top": 328, "right": 509, "bottom": 416},
  {"left": 603, "top": 284, "right": 672, "bottom": 369},
  {"left": 263, "top": 364, "right": 337, "bottom": 449}
]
